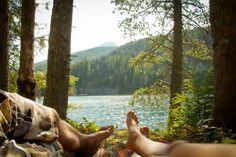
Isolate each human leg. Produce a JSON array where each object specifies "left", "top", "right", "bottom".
[
  {"left": 125, "top": 111, "right": 236, "bottom": 157},
  {"left": 0, "top": 90, "right": 114, "bottom": 156},
  {"left": 169, "top": 142, "right": 236, "bottom": 157},
  {"left": 51, "top": 109, "right": 114, "bottom": 156},
  {"left": 126, "top": 111, "right": 169, "bottom": 156}
]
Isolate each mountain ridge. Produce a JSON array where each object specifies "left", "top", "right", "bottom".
[{"left": 34, "top": 46, "right": 117, "bottom": 71}]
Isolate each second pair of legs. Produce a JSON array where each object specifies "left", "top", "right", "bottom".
[{"left": 125, "top": 111, "right": 236, "bottom": 157}]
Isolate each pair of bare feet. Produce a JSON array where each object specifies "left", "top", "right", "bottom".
[
  {"left": 70, "top": 112, "right": 150, "bottom": 156},
  {"left": 79, "top": 111, "right": 167, "bottom": 157}
]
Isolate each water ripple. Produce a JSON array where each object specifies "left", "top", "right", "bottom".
[{"left": 67, "top": 95, "right": 167, "bottom": 129}]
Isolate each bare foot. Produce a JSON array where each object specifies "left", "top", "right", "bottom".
[
  {"left": 125, "top": 111, "right": 149, "bottom": 137},
  {"left": 126, "top": 111, "right": 139, "bottom": 127},
  {"left": 126, "top": 111, "right": 141, "bottom": 150},
  {"left": 76, "top": 126, "right": 114, "bottom": 156},
  {"left": 125, "top": 111, "right": 169, "bottom": 156}
]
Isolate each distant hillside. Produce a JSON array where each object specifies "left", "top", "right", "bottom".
[
  {"left": 99, "top": 42, "right": 117, "bottom": 47},
  {"left": 69, "top": 29, "right": 212, "bottom": 95},
  {"left": 36, "top": 28, "right": 212, "bottom": 95},
  {"left": 70, "top": 38, "right": 154, "bottom": 95},
  {"left": 34, "top": 46, "right": 117, "bottom": 71},
  {"left": 71, "top": 46, "right": 117, "bottom": 64}
]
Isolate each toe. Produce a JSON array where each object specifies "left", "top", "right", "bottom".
[
  {"left": 99, "top": 125, "right": 114, "bottom": 131},
  {"left": 127, "top": 111, "right": 135, "bottom": 118}
]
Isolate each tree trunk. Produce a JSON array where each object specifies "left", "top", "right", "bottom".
[
  {"left": 17, "top": 0, "right": 36, "bottom": 100},
  {"left": 210, "top": 0, "right": 236, "bottom": 132},
  {"left": 43, "top": 0, "right": 73, "bottom": 119},
  {"left": 168, "top": 0, "right": 183, "bottom": 130},
  {"left": 0, "top": 0, "right": 9, "bottom": 91}
]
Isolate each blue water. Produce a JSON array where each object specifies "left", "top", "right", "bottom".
[{"left": 67, "top": 95, "right": 167, "bottom": 129}]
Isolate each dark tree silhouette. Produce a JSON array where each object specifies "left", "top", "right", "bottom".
[
  {"left": 210, "top": 0, "right": 236, "bottom": 131},
  {"left": 17, "top": 0, "right": 36, "bottom": 100},
  {"left": 0, "top": 0, "right": 9, "bottom": 91}
]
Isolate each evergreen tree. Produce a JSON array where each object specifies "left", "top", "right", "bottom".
[
  {"left": 168, "top": 0, "right": 183, "bottom": 131},
  {"left": 17, "top": 0, "right": 36, "bottom": 100},
  {"left": 44, "top": 0, "right": 73, "bottom": 119},
  {"left": 210, "top": 0, "right": 236, "bottom": 132},
  {"left": 0, "top": 0, "right": 9, "bottom": 91}
]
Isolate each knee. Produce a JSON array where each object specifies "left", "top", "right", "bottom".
[{"left": 50, "top": 108, "right": 60, "bottom": 122}]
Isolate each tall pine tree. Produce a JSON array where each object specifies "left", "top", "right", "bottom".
[
  {"left": 168, "top": 0, "right": 183, "bottom": 131},
  {"left": 210, "top": 0, "right": 236, "bottom": 132},
  {"left": 17, "top": 0, "right": 36, "bottom": 100},
  {"left": 44, "top": 0, "right": 73, "bottom": 119},
  {"left": 0, "top": 0, "right": 9, "bottom": 91}
]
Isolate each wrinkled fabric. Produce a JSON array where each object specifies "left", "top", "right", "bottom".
[
  {"left": 0, "top": 140, "right": 30, "bottom": 157},
  {"left": 0, "top": 98, "right": 15, "bottom": 143},
  {"left": 0, "top": 140, "right": 64, "bottom": 157},
  {"left": 0, "top": 90, "right": 63, "bottom": 157},
  {"left": 0, "top": 90, "right": 59, "bottom": 142}
]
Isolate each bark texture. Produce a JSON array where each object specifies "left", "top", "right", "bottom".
[
  {"left": 43, "top": 0, "right": 73, "bottom": 119},
  {"left": 168, "top": 0, "right": 183, "bottom": 129},
  {"left": 210, "top": 0, "right": 236, "bottom": 131},
  {"left": 17, "top": 0, "right": 36, "bottom": 100},
  {"left": 0, "top": 0, "right": 9, "bottom": 91}
]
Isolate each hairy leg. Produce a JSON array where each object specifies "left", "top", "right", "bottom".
[
  {"left": 126, "top": 111, "right": 169, "bottom": 156},
  {"left": 51, "top": 109, "right": 113, "bottom": 156}
]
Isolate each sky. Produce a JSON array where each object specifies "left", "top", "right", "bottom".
[
  {"left": 35, "top": 0, "right": 209, "bottom": 63},
  {"left": 35, "top": 0, "right": 130, "bottom": 62}
]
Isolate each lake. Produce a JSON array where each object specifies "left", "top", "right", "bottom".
[{"left": 67, "top": 95, "right": 167, "bottom": 129}]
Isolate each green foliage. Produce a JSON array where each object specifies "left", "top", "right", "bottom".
[
  {"left": 169, "top": 67, "right": 214, "bottom": 139},
  {"left": 129, "top": 51, "right": 163, "bottom": 73},
  {"left": 35, "top": 71, "right": 46, "bottom": 96},
  {"left": 9, "top": 71, "right": 18, "bottom": 93},
  {"left": 34, "top": 71, "right": 78, "bottom": 97},
  {"left": 70, "top": 36, "right": 213, "bottom": 96},
  {"left": 70, "top": 39, "right": 158, "bottom": 95},
  {"left": 223, "top": 138, "right": 236, "bottom": 144},
  {"left": 67, "top": 117, "right": 100, "bottom": 134},
  {"left": 130, "top": 80, "right": 169, "bottom": 108},
  {"left": 68, "top": 75, "right": 79, "bottom": 96},
  {"left": 9, "top": 0, "right": 21, "bottom": 70},
  {"left": 34, "top": 29, "right": 211, "bottom": 96},
  {"left": 128, "top": 35, "right": 173, "bottom": 79},
  {"left": 184, "top": 39, "right": 212, "bottom": 60},
  {"left": 126, "top": 30, "right": 213, "bottom": 139}
]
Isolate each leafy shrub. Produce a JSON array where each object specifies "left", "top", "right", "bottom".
[
  {"left": 169, "top": 67, "right": 214, "bottom": 139},
  {"left": 67, "top": 117, "right": 100, "bottom": 134}
]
